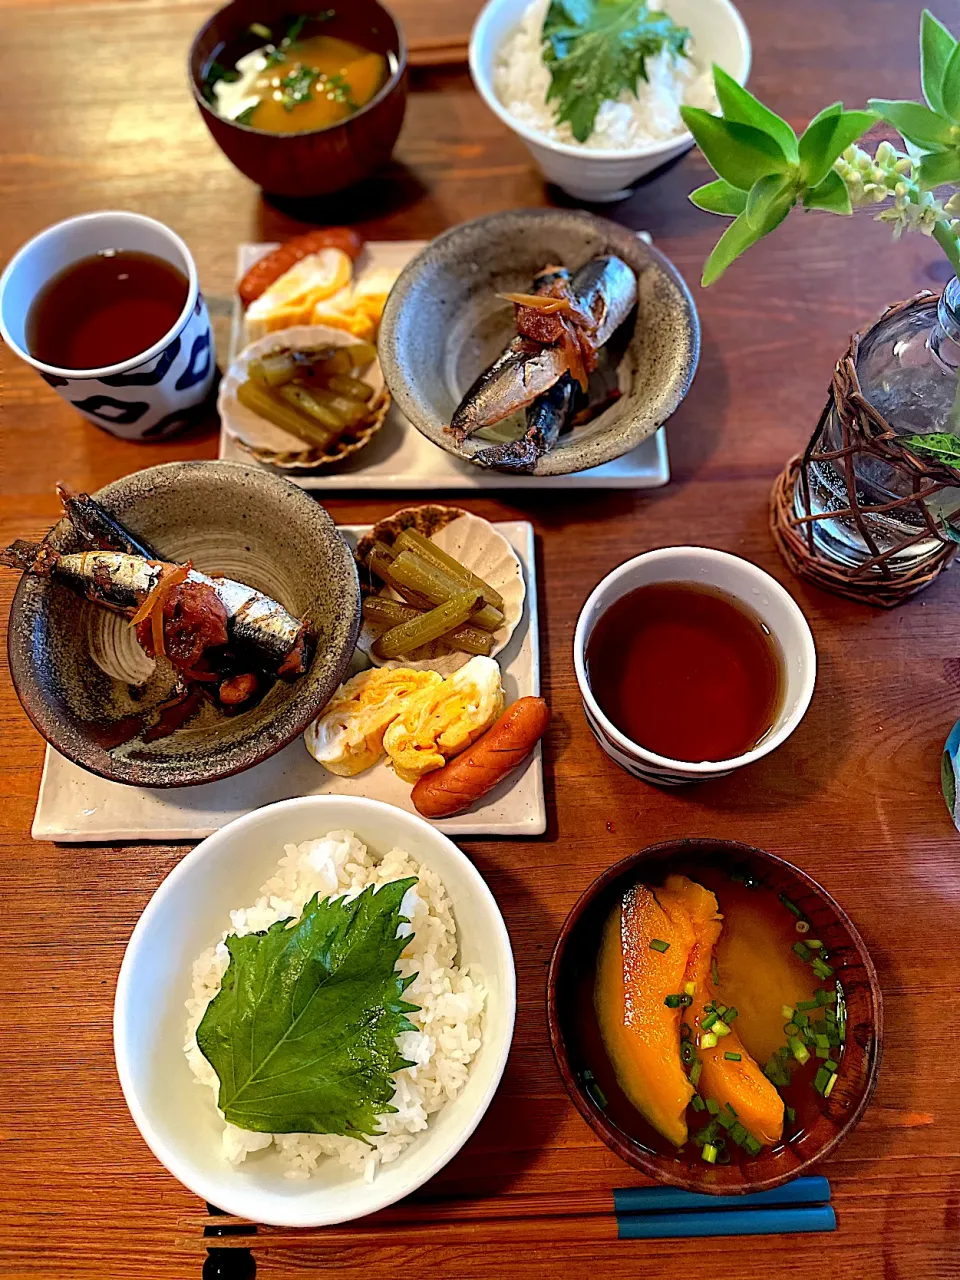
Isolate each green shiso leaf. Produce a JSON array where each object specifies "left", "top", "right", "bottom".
[
  {"left": 196, "top": 877, "right": 420, "bottom": 1137},
  {"left": 542, "top": 0, "right": 690, "bottom": 144}
]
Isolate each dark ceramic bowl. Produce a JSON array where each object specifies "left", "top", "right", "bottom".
[
  {"left": 377, "top": 209, "right": 700, "bottom": 476},
  {"left": 7, "top": 461, "right": 360, "bottom": 788},
  {"left": 547, "top": 839, "right": 882, "bottom": 1194},
  {"left": 188, "top": 0, "right": 407, "bottom": 198}
]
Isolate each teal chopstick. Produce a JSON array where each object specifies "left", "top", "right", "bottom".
[
  {"left": 614, "top": 1175, "right": 831, "bottom": 1216},
  {"left": 617, "top": 1204, "right": 836, "bottom": 1239}
]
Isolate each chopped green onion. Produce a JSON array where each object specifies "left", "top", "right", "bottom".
[
  {"left": 684, "top": 981, "right": 696, "bottom": 997},
  {"left": 690, "top": 1060, "right": 702, "bottom": 1088},
  {"left": 711, "top": 958, "right": 720, "bottom": 985},
  {"left": 816, "top": 1046, "right": 829, "bottom": 1059},
  {"left": 724, "top": 1051, "right": 742, "bottom": 1061},
  {"left": 781, "top": 1004, "right": 794, "bottom": 1019},
  {"left": 824, "top": 1058, "right": 838, "bottom": 1073},
  {"left": 743, "top": 1135, "right": 763, "bottom": 1156},
  {"left": 582, "top": 1068, "right": 594, "bottom": 1081},
  {"left": 780, "top": 893, "right": 803, "bottom": 918},
  {"left": 249, "top": 21, "right": 273, "bottom": 38},
  {"left": 785, "top": 1106, "right": 796, "bottom": 1125},
  {"left": 784, "top": 1022, "right": 799, "bottom": 1037},
  {"left": 795, "top": 919, "right": 810, "bottom": 934},
  {"left": 714, "top": 1004, "right": 727, "bottom": 1017},
  {"left": 789, "top": 1036, "right": 810, "bottom": 1065},
  {"left": 723, "top": 1007, "right": 738, "bottom": 1023},
  {"left": 680, "top": 1041, "right": 695, "bottom": 1065},
  {"left": 702, "top": 1012, "right": 719, "bottom": 1031},
  {"left": 812, "top": 958, "right": 834, "bottom": 980},
  {"left": 702, "top": 1143, "right": 718, "bottom": 1164},
  {"left": 806, "top": 939, "right": 823, "bottom": 949},
  {"left": 586, "top": 1081, "right": 608, "bottom": 1109},
  {"left": 729, "top": 1121, "right": 748, "bottom": 1146},
  {"left": 649, "top": 939, "right": 670, "bottom": 953},
  {"left": 713, "top": 1021, "right": 732, "bottom": 1039},
  {"left": 815, "top": 1034, "right": 829, "bottom": 1049},
  {"left": 679, "top": 994, "right": 693, "bottom": 1008},
  {"left": 664, "top": 994, "right": 682, "bottom": 1008},
  {"left": 701, "top": 1032, "right": 718, "bottom": 1049},
  {"left": 813, "top": 1066, "right": 831, "bottom": 1094},
  {"left": 691, "top": 1093, "right": 706, "bottom": 1111},
  {"left": 797, "top": 998, "right": 819, "bottom": 1011},
  {"left": 824, "top": 1072, "right": 838, "bottom": 1098},
  {"left": 706, "top": 1097, "right": 720, "bottom": 1116},
  {"left": 725, "top": 1103, "right": 738, "bottom": 1117},
  {"left": 793, "top": 941, "right": 811, "bottom": 962},
  {"left": 824, "top": 991, "right": 838, "bottom": 1005},
  {"left": 793, "top": 1012, "right": 810, "bottom": 1028},
  {"left": 778, "top": 1045, "right": 791, "bottom": 1059},
  {"left": 716, "top": 1111, "right": 734, "bottom": 1130}
]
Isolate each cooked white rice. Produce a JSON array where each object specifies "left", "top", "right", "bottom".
[
  {"left": 494, "top": 0, "right": 718, "bottom": 151},
  {"left": 184, "top": 830, "right": 486, "bottom": 1182}
]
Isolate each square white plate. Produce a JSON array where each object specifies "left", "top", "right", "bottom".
[
  {"left": 32, "top": 522, "right": 544, "bottom": 842},
  {"left": 218, "top": 241, "right": 670, "bottom": 490}
]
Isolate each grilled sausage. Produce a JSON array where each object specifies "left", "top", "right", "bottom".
[
  {"left": 412, "top": 697, "right": 550, "bottom": 818},
  {"left": 238, "top": 228, "right": 365, "bottom": 307}
]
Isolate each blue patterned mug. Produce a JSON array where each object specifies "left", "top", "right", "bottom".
[{"left": 0, "top": 211, "right": 215, "bottom": 440}]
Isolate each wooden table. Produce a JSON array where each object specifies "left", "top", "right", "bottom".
[{"left": 1, "top": 0, "right": 958, "bottom": 1275}]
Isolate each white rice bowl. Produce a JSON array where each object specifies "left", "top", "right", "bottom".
[
  {"left": 493, "top": 0, "right": 718, "bottom": 151},
  {"left": 185, "top": 830, "right": 487, "bottom": 1183}
]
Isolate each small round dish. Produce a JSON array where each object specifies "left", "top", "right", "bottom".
[
  {"left": 219, "top": 325, "right": 391, "bottom": 471},
  {"left": 547, "top": 839, "right": 882, "bottom": 1194},
  {"left": 378, "top": 208, "right": 699, "bottom": 477},
  {"left": 188, "top": 0, "right": 408, "bottom": 198},
  {"left": 354, "top": 504, "right": 526, "bottom": 674},
  {"left": 114, "top": 795, "right": 516, "bottom": 1227},
  {"left": 6, "top": 461, "right": 360, "bottom": 788},
  {"left": 470, "top": 0, "right": 751, "bottom": 203}
]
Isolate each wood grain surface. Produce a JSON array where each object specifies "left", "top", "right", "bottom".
[{"left": 2, "top": 0, "right": 960, "bottom": 1276}]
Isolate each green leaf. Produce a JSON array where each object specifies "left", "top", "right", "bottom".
[
  {"left": 542, "top": 0, "right": 690, "bottom": 143},
  {"left": 921, "top": 9, "right": 957, "bottom": 115},
  {"left": 942, "top": 36, "right": 960, "bottom": 122},
  {"left": 806, "top": 102, "right": 843, "bottom": 128},
  {"left": 690, "top": 178, "right": 748, "bottom": 215},
  {"left": 681, "top": 106, "right": 791, "bottom": 190},
  {"left": 918, "top": 146, "right": 960, "bottom": 186},
  {"left": 700, "top": 203, "right": 790, "bottom": 287},
  {"left": 868, "top": 98, "right": 957, "bottom": 150},
  {"left": 197, "top": 878, "right": 420, "bottom": 1136},
  {"left": 900, "top": 432, "right": 960, "bottom": 466},
  {"left": 802, "top": 168, "right": 853, "bottom": 214},
  {"left": 745, "top": 173, "right": 796, "bottom": 230},
  {"left": 798, "top": 108, "right": 878, "bottom": 187},
  {"left": 711, "top": 66, "right": 799, "bottom": 162}
]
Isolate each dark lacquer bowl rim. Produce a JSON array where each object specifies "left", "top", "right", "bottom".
[
  {"left": 187, "top": 0, "right": 408, "bottom": 140},
  {"left": 7, "top": 460, "right": 361, "bottom": 789},
  {"left": 546, "top": 837, "right": 883, "bottom": 1194}
]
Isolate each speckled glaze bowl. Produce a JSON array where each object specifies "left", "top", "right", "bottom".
[
  {"left": 377, "top": 209, "right": 700, "bottom": 476},
  {"left": 7, "top": 461, "right": 360, "bottom": 788}
]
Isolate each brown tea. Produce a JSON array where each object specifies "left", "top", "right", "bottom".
[
  {"left": 26, "top": 249, "right": 188, "bottom": 370},
  {"left": 585, "top": 581, "right": 784, "bottom": 763}
]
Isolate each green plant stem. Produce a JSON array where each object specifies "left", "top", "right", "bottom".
[{"left": 934, "top": 218, "right": 960, "bottom": 279}]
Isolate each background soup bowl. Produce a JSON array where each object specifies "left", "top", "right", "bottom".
[
  {"left": 0, "top": 211, "right": 214, "bottom": 440},
  {"left": 189, "top": 0, "right": 408, "bottom": 198},
  {"left": 547, "top": 838, "right": 883, "bottom": 1194},
  {"left": 573, "top": 547, "right": 817, "bottom": 785},
  {"left": 469, "top": 0, "right": 751, "bottom": 203},
  {"left": 114, "top": 795, "right": 517, "bottom": 1227}
]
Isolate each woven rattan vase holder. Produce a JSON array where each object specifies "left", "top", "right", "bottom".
[{"left": 770, "top": 293, "right": 960, "bottom": 608}]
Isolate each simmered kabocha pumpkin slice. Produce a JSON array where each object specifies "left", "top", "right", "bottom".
[
  {"left": 664, "top": 874, "right": 784, "bottom": 1147},
  {"left": 594, "top": 882, "right": 697, "bottom": 1147}
]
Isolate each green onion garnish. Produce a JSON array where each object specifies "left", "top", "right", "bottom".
[
  {"left": 806, "top": 939, "right": 822, "bottom": 949},
  {"left": 702, "top": 1012, "right": 718, "bottom": 1031},
  {"left": 793, "top": 1012, "right": 810, "bottom": 1028},
  {"left": 797, "top": 998, "right": 819, "bottom": 1011},
  {"left": 824, "top": 1058, "right": 838, "bottom": 1072},
  {"left": 649, "top": 939, "right": 670, "bottom": 953},
  {"left": 702, "top": 1143, "right": 718, "bottom": 1164},
  {"left": 785, "top": 1106, "right": 796, "bottom": 1125},
  {"left": 812, "top": 958, "right": 834, "bottom": 980},
  {"left": 713, "top": 1021, "right": 732, "bottom": 1039},
  {"left": 743, "top": 1135, "right": 763, "bottom": 1156},
  {"left": 690, "top": 1060, "right": 702, "bottom": 1087},
  {"left": 781, "top": 1004, "right": 794, "bottom": 1019},
  {"left": 724, "top": 1051, "right": 742, "bottom": 1061},
  {"left": 711, "top": 958, "right": 720, "bottom": 985},
  {"left": 706, "top": 1098, "right": 720, "bottom": 1116},
  {"left": 701, "top": 1032, "right": 718, "bottom": 1049},
  {"left": 815, "top": 1045, "right": 829, "bottom": 1058},
  {"left": 680, "top": 1041, "right": 695, "bottom": 1065},
  {"left": 664, "top": 994, "right": 682, "bottom": 1008},
  {"left": 723, "top": 1006, "right": 738, "bottom": 1023},
  {"left": 729, "top": 1121, "right": 748, "bottom": 1145},
  {"left": 679, "top": 994, "right": 693, "bottom": 1008},
  {"left": 716, "top": 1111, "right": 734, "bottom": 1130},
  {"left": 586, "top": 1081, "right": 608, "bottom": 1109},
  {"left": 824, "top": 1072, "right": 838, "bottom": 1098},
  {"left": 789, "top": 1036, "right": 810, "bottom": 1065},
  {"left": 780, "top": 894, "right": 803, "bottom": 918},
  {"left": 813, "top": 1066, "right": 831, "bottom": 1094},
  {"left": 725, "top": 1102, "right": 738, "bottom": 1116},
  {"left": 684, "top": 981, "right": 696, "bottom": 997},
  {"left": 784, "top": 1022, "right": 799, "bottom": 1037},
  {"left": 691, "top": 1093, "right": 706, "bottom": 1111},
  {"left": 249, "top": 21, "right": 273, "bottom": 38},
  {"left": 793, "top": 941, "right": 812, "bottom": 962}
]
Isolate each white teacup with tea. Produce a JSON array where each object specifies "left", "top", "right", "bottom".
[{"left": 0, "top": 211, "right": 215, "bottom": 440}]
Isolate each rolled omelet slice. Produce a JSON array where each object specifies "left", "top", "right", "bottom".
[
  {"left": 594, "top": 881, "right": 697, "bottom": 1148},
  {"left": 382, "top": 655, "right": 504, "bottom": 783},
  {"left": 305, "top": 667, "right": 443, "bottom": 777}
]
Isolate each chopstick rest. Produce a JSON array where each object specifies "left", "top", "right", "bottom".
[{"left": 613, "top": 1176, "right": 835, "bottom": 1239}]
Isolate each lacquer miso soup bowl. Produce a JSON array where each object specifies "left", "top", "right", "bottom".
[
  {"left": 547, "top": 839, "right": 883, "bottom": 1194},
  {"left": 188, "top": 0, "right": 408, "bottom": 198}
]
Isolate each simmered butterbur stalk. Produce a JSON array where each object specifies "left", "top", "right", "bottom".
[
  {"left": 362, "top": 595, "right": 494, "bottom": 656},
  {"left": 276, "top": 385, "right": 345, "bottom": 435},
  {"left": 364, "top": 546, "right": 434, "bottom": 612},
  {"left": 393, "top": 527, "right": 505, "bottom": 611},
  {"left": 390, "top": 550, "right": 504, "bottom": 633},
  {"left": 373, "top": 590, "right": 483, "bottom": 661},
  {"left": 326, "top": 374, "right": 374, "bottom": 402},
  {"left": 237, "top": 379, "right": 341, "bottom": 451},
  {"left": 249, "top": 350, "right": 299, "bottom": 387}
]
